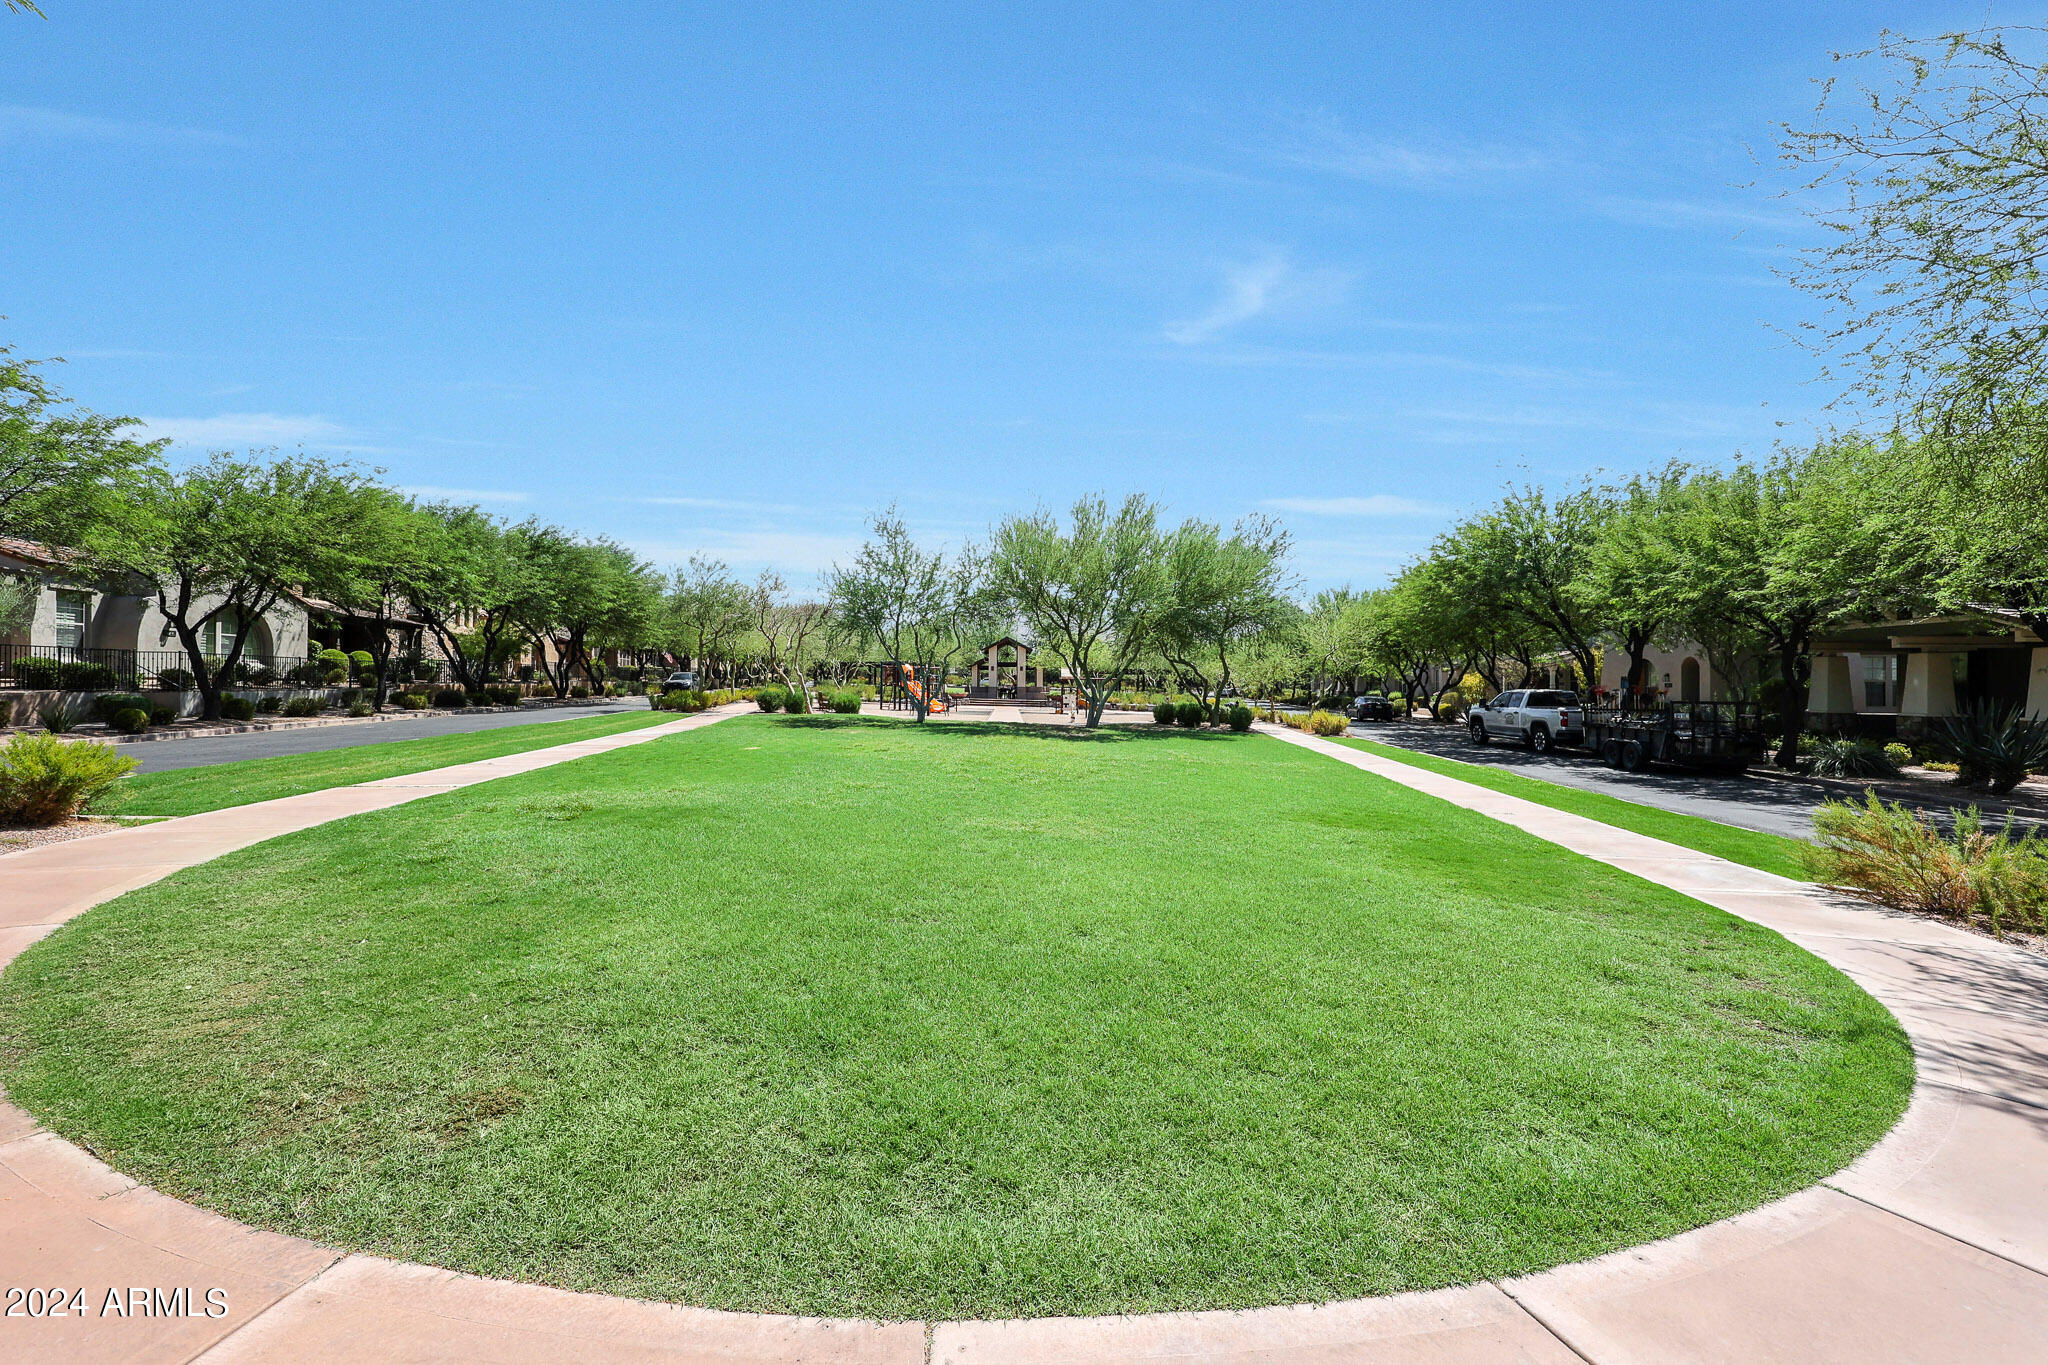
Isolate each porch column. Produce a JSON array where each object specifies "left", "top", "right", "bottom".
[
  {"left": 1806, "top": 652, "right": 1856, "bottom": 729},
  {"left": 2027, "top": 646, "right": 2048, "bottom": 721},
  {"left": 1898, "top": 652, "right": 1959, "bottom": 733}
]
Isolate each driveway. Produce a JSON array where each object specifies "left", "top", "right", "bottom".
[
  {"left": 125, "top": 698, "right": 654, "bottom": 773},
  {"left": 1349, "top": 719, "right": 2041, "bottom": 839}
]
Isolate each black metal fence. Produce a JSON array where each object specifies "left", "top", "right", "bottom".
[{"left": 0, "top": 644, "right": 442, "bottom": 692}]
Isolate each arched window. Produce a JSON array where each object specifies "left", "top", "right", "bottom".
[
  {"left": 1680, "top": 656, "right": 1701, "bottom": 702},
  {"left": 198, "top": 610, "right": 244, "bottom": 658}
]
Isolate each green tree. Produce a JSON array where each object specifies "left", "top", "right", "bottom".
[
  {"left": 1782, "top": 27, "right": 2048, "bottom": 423},
  {"left": 829, "top": 509, "right": 991, "bottom": 722},
  {"left": 1435, "top": 486, "right": 1611, "bottom": 695},
  {"left": 988, "top": 494, "right": 1175, "bottom": 727},
  {"left": 324, "top": 489, "right": 433, "bottom": 709},
  {"left": 1154, "top": 513, "right": 1294, "bottom": 718},
  {"left": 0, "top": 345, "right": 163, "bottom": 551},
  {"left": 134, "top": 454, "right": 381, "bottom": 719},
  {"left": 664, "top": 555, "right": 752, "bottom": 686},
  {"left": 393, "top": 505, "right": 533, "bottom": 691}
]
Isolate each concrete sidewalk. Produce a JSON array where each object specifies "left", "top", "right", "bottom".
[{"left": 0, "top": 712, "right": 2042, "bottom": 1361}]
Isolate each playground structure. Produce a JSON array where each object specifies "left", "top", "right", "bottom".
[
  {"left": 965, "top": 637, "right": 1047, "bottom": 702},
  {"left": 874, "top": 661, "right": 949, "bottom": 713}
]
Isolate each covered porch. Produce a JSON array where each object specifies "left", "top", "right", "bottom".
[{"left": 1808, "top": 611, "right": 2047, "bottom": 740}]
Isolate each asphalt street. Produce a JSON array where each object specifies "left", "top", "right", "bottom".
[{"left": 124, "top": 699, "right": 655, "bottom": 773}]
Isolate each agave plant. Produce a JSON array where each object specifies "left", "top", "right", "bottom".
[
  {"left": 1930, "top": 701, "right": 2048, "bottom": 796},
  {"left": 1806, "top": 737, "right": 1900, "bottom": 780}
]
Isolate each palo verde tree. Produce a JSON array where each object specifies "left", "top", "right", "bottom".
[
  {"left": 664, "top": 555, "right": 752, "bottom": 685},
  {"left": 988, "top": 494, "right": 1175, "bottom": 728},
  {"left": 828, "top": 508, "right": 992, "bottom": 722},
  {"left": 1436, "top": 485, "right": 1611, "bottom": 696},
  {"left": 394, "top": 504, "right": 533, "bottom": 690},
  {"left": 0, "top": 344, "right": 163, "bottom": 553},
  {"left": 133, "top": 454, "right": 381, "bottom": 719},
  {"left": 326, "top": 488, "right": 433, "bottom": 709},
  {"left": 749, "top": 570, "right": 835, "bottom": 698},
  {"left": 1153, "top": 513, "right": 1294, "bottom": 718}
]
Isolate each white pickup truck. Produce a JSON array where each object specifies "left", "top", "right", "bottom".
[{"left": 1466, "top": 688, "right": 1584, "bottom": 754}]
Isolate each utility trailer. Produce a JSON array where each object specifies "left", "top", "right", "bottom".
[{"left": 1579, "top": 701, "right": 1766, "bottom": 774}]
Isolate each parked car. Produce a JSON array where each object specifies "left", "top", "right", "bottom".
[
  {"left": 1467, "top": 689, "right": 1583, "bottom": 754},
  {"left": 662, "top": 670, "right": 698, "bottom": 690},
  {"left": 1347, "top": 693, "right": 1395, "bottom": 722}
]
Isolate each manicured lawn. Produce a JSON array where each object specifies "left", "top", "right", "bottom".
[
  {"left": 118, "top": 710, "right": 676, "bottom": 817},
  {"left": 0, "top": 717, "right": 1908, "bottom": 1319},
  {"left": 1336, "top": 735, "right": 1812, "bottom": 880}
]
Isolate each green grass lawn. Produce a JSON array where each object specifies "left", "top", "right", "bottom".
[
  {"left": 1336, "top": 735, "right": 1812, "bottom": 880},
  {"left": 118, "top": 710, "right": 676, "bottom": 817},
  {"left": 0, "top": 717, "right": 1908, "bottom": 1319}
]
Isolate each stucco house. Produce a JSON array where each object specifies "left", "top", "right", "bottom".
[
  {"left": 1807, "top": 610, "right": 2048, "bottom": 740},
  {"left": 0, "top": 535, "right": 312, "bottom": 690}
]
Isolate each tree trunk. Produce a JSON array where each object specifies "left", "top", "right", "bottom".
[{"left": 1774, "top": 638, "right": 1805, "bottom": 769}]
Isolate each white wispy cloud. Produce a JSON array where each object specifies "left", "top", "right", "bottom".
[
  {"left": 633, "top": 495, "right": 813, "bottom": 515},
  {"left": 1593, "top": 195, "right": 1801, "bottom": 232},
  {"left": 0, "top": 104, "right": 243, "bottom": 149},
  {"left": 402, "top": 485, "right": 532, "bottom": 504},
  {"left": 138, "top": 412, "right": 354, "bottom": 448},
  {"left": 1268, "top": 111, "right": 1554, "bottom": 186},
  {"left": 1164, "top": 254, "right": 1353, "bottom": 345},
  {"left": 630, "top": 530, "right": 863, "bottom": 576},
  {"left": 1261, "top": 495, "right": 1443, "bottom": 518}
]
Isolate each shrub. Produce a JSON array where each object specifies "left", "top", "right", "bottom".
[
  {"left": 1227, "top": 703, "right": 1254, "bottom": 732},
  {"left": 220, "top": 695, "right": 257, "bottom": 721},
  {"left": 827, "top": 688, "right": 862, "bottom": 714},
  {"left": 283, "top": 697, "right": 321, "bottom": 717},
  {"left": 12, "top": 657, "right": 61, "bottom": 689},
  {"left": 1152, "top": 701, "right": 1177, "bottom": 724},
  {"left": 58, "top": 660, "right": 119, "bottom": 690},
  {"left": 433, "top": 688, "right": 471, "bottom": 709},
  {"left": 482, "top": 685, "right": 522, "bottom": 707},
  {"left": 36, "top": 698, "right": 81, "bottom": 733},
  {"left": 0, "top": 732, "right": 137, "bottom": 825},
  {"left": 398, "top": 692, "right": 430, "bottom": 710},
  {"left": 412, "top": 659, "right": 440, "bottom": 681},
  {"left": 1803, "top": 793, "right": 2047, "bottom": 937},
  {"left": 316, "top": 648, "right": 350, "bottom": 672},
  {"left": 756, "top": 686, "right": 787, "bottom": 712},
  {"left": 1883, "top": 741, "right": 1914, "bottom": 769},
  {"left": 569, "top": 683, "right": 592, "bottom": 699},
  {"left": 149, "top": 704, "right": 178, "bottom": 727},
  {"left": 348, "top": 650, "right": 375, "bottom": 675},
  {"left": 236, "top": 662, "right": 278, "bottom": 685},
  {"left": 255, "top": 696, "right": 284, "bottom": 715},
  {"left": 92, "top": 693, "right": 151, "bottom": 725},
  {"left": 1304, "top": 709, "right": 1349, "bottom": 737},
  {"left": 1807, "top": 738, "right": 1900, "bottom": 780},
  {"left": 531, "top": 681, "right": 555, "bottom": 698},
  {"left": 1433, "top": 695, "right": 1462, "bottom": 720},
  {"left": 109, "top": 706, "right": 149, "bottom": 735},
  {"left": 1175, "top": 700, "right": 1205, "bottom": 728},
  {"left": 783, "top": 688, "right": 808, "bottom": 714},
  {"left": 154, "top": 666, "right": 196, "bottom": 691},
  {"left": 348, "top": 700, "right": 373, "bottom": 717},
  {"left": 1930, "top": 701, "right": 2048, "bottom": 795}
]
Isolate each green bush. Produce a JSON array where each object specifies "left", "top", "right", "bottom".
[
  {"left": 826, "top": 688, "right": 862, "bottom": 714},
  {"left": 220, "top": 695, "right": 257, "bottom": 722},
  {"left": 1227, "top": 704, "right": 1254, "bottom": 732},
  {"left": 316, "top": 648, "right": 350, "bottom": 671},
  {"left": 1883, "top": 741, "right": 1915, "bottom": 768},
  {"left": 110, "top": 706, "right": 150, "bottom": 735},
  {"left": 1804, "top": 793, "right": 2046, "bottom": 937},
  {"left": 756, "top": 686, "right": 787, "bottom": 712},
  {"left": 256, "top": 696, "right": 284, "bottom": 714},
  {"left": 1175, "top": 700, "right": 1205, "bottom": 727},
  {"left": 348, "top": 650, "right": 375, "bottom": 675},
  {"left": 1304, "top": 710, "right": 1349, "bottom": 737},
  {"left": 569, "top": 683, "right": 592, "bottom": 699},
  {"left": 1152, "top": 700, "right": 1177, "bottom": 724},
  {"left": 149, "top": 704, "right": 178, "bottom": 727},
  {"left": 348, "top": 700, "right": 373, "bottom": 717},
  {"left": 1930, "top": 701, "right": 2048, "bottom": 795},
  {"left": 482, "top": 685, "right": 522, "bottom": 707},
  {"left": 58, "top": 660, "right": 119, "bottom": 690},
  {"left": 1433, "top": 695, "right": 1462, "bottom": 720},
  {"left": 0, "top": 732, "right": 137, "bottom": 825},
  {"left": 1808, "top": 738, "right": 1900, "bottom": 780},
  {"left": 92, "top": 692, "right": 152, "bottom": 725},
  {"left": 283, "top": 697, "right": 321, "bottom": 717},
  {"left": 433, "top": 688, "right": 471, "bottom": 709},
  {"left": 12, "top": 657, "right": 62, "bottom": 689},
  {"left": 783, "top": 688, "right": 808, "bottom": 714},
  {"left": 398, "top": 692, "right": 430, "bottom": 710},
  {"left": 154, "top": 666, "right": 196, "bottom": 691}
]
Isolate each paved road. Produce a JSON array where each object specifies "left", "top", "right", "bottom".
[
  {"left": 1348, "top": 719, "right": 2044, "bottom": 838},
  {"left": 125, "top": 699, "right": 654, "bottom": 772}
]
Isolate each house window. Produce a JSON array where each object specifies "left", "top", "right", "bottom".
[
  {"left": 1863, "top": 653, "right": 1899, "bottom": 709},
  {"left": 199, "top": 610, "right": 243, "bottom": 658},
  {"left": 54, "top": 590, "right": 89, "bottom": 651}
]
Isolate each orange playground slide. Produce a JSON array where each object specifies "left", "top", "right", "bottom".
[{"left": 902, "top": 665, "right": 947, "bottom": 714}]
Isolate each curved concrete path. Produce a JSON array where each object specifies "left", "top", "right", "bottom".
[{"left": 0, "top": 716, "right": 2042, "bottom": 1361}]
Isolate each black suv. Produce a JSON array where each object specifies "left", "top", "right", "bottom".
[{"left": 1348, "top": 694, "right": 1395, "bottom": 722}]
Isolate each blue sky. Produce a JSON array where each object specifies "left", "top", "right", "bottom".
[{"left": 0, "top": 3, "right": 1982, "bottom": 590}]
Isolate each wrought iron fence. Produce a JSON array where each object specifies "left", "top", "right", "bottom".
[{"left": 0, "top": 644, "right": 440, "bottom": 691}]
